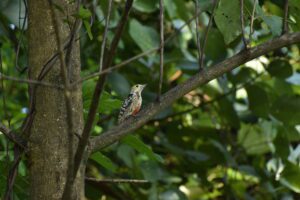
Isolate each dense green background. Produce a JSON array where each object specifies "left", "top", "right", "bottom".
[{"left": 1, "top": 0, "right": 300, "bottom": 199}]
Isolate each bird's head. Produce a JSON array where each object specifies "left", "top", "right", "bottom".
[{"left": 130, "top": 84, "right": 146, "bottom": 94}]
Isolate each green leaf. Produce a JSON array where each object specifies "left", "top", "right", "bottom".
[
  {"left": 217, "top": 98, "right": 240, "bottom": 129},
  {"left": 164, "top": 0, "right": 178, "bottom": 18},
  {"left": 133, "top": 0, "right": 158, "bottom": 13},
  {"left": 129, "top": 19, "right": 159, "bottom": 52},
  {"left": 99, "top": 91, "right": 122, "bottom": 113},
  {"left": 228, "top": 67, "right": 256, "bottom": 85},
  {"left": 214, "top": 0, "right": 241, "bottom": 44},
  {"left": 196, "top": 0, "right": 215, "bottom": 12},
  {"left": 122, "top": 135, "right": 163, "bottom": 163},
  {"left": 204, "top": 28, "right": 226, "bottom": 60},
  {"left": 107, "top": 72, "right": 131, "bottom": 98},
  {"left": 78, "top": 5, "right": 92, "bottom": 19},
  {"left": 267, "top": 59, "right": 293, "bottom": 79},
  {"left": 262, "top": 15, "right": 283, "bottom": 36},
  {"left": 84, "top": 91, "right": 121, "bottom": 114},
  {"left": 90, "top": 152, "right": 118, "bottom": 172},
  {"left": 246, "top": 85, "right": 270, "bottom": 118},
  {"left": 238, "top": 122, "right": 276, "bottom": 155},
  {"left": 271, "top": 95, "right": 300, "bottom": 125},
  {"left": 83, "top": 20, "right": 93, "bottom": 40},
  {"left": 280, "top": 162, "right": 300, "bottom": 193}
]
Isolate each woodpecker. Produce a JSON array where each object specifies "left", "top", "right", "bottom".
[{"left": 118, "top": 84, "right": 146, "bottom": 124}]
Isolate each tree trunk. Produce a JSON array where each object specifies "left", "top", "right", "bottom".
[{"left": 27, "top": 0, "right": 84, "bottom": 199}]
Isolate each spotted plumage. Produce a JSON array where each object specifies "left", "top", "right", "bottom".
[{"left": 118, "top": 84, "right": 146, "bottom": 124}]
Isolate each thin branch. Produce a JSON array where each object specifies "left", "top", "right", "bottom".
[
  {"left": 49, "top": 1, "right": 76, "bottom": 199},
  {"left": 158, "top": 0, "right": 164, "bottom": 100},
  {"left": 4, "top": 146, "right": 22, "bottom": 200},
  {"left": 71, "top": 0, "right": 134, "bottom": 191},
  {"left": 249, "top": 0, "right": 257, "bottom": 44},
  {"left": 85, "top": 177, "right": 149, "bottom": 184},
  {"left": 89, "top": 32, "right": 300, "bottom": 152},
  {"left": 0, "top": 123, "right": 27, "bottom": 149},
  {"left": 0, "top": 73, "right": 63, "bottom": 89},
  {"left": 99, "top": 0, "right": 113, "bottom": 72},
  {"left": 240, "top": 0, "right": 248, "bottom": 49},
  {"left": 282, "top": 0, "right": 289, "bottom": 34},
  {"left": 15, "top": 0, "right": 28, "bottom": 72},
  {"left": 71, "top": 48, "right": 158, "bottom": 87},
  {"left": 195, "top": 0, "right": 202, "bottom": 71},
  {"left": 200, "top": 0, "right": 219, "bottom": 69}
]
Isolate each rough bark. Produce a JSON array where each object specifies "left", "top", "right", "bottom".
[{"left": 27, "top": 0, "right": 84, "bottom": 199}]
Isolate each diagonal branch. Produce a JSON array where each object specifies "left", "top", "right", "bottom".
[
  {"left": 89, "top": 32, "right": 300, "bottom": 152},
  {"left": 72, "top": 0, "right": 134, "bottom": 187}
]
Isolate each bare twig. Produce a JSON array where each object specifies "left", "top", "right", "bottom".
[
  {"left": 195, "top": 0, "right": 202, "bottom": 71},
  {"left": 15, "top": 0, "right": 28, "bottom": 72},
  {"left": 158, "top": 0, "right": 164, "bottom": 100},
  {"left": 249, "top": 0, "right": 257, "bottom": 44},
  {"left": 240, "top": 0, "right": 248, "bottom": 49},
  {"left": 89, "top": 32, "right": 300, "bottom": 152},
  {"left": 4, "top": 146, "right": 22, "bottom": 200},
  {"left": 0, "top": 123, "right": 27, "bottom": 149},
  {"left": 99, "top": 0, "right": 113, "bottom": 72},
  {"left": 85, "top": 177, "right": 149, "bottom": 184},
  {"left": 0, "top": 73, "right": 63, "bottom": 89},
  {"left": 282, "top": 0, "right": 289, "bottom": 34},
  {"left": 71, "top": 48, "right": 158, "bottom": 87},
  {"left": 49, "top": 1, "right": 76, "bottom": 199},
  {"left": 200, "top": 0, "right": 219, "bottom": 69},
  {"left": 71, "top": 0, "right": 134, "bottom": 192}
]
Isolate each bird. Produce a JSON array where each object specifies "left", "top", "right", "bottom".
[{"left": 118, "top": 84, "right": 146, "bottom": 124}]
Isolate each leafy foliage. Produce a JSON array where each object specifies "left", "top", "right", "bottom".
[{"left": 0, "top": 0, "right": 300, "bottom": 199}]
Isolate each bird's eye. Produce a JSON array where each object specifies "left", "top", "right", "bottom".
[{"left": 136, "top": 85, "right": 138, "bottom": 88}]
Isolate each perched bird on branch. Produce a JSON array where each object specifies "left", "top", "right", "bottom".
[{"left": 118, "top": 84, "right": 146, "bottom": 124}]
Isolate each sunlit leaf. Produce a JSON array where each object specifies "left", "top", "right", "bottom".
[
  {"left": 238, "top": 122, "right": 276, "bottom": 155},
  {"left": 83, "top": 20, "right": 93, "bottom": 40},
  {"left": 280, "top": 162, "right": 300, "bottom": 193}
]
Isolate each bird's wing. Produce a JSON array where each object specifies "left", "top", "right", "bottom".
[{"left": 118, "top": 93, "right": 134, "bottom": 123}]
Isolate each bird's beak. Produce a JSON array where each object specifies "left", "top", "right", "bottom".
[{"left": 142, "top": 84, "right": 147, "bottom": 90}]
